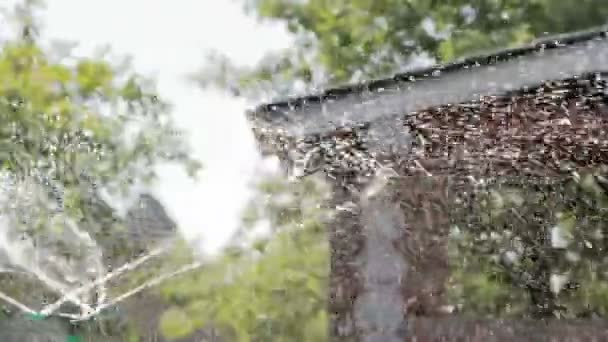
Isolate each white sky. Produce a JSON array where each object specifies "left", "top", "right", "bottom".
[{"left": 30, "top": 0, "right": 291, "bottom": 255}]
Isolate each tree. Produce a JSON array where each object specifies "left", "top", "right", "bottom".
[
  {"left": 158, "top": 175, "right": 331, "bottom": 341},
  {"left": 0, "top": 1, "right": 201, "bottom": 340},
  {"left": 194, "top": 0, "right": 608, "bottom": 99}
]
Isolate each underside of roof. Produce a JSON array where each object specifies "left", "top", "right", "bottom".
[
  {"left": 248, "top": 26, "right": 608, "bottom": 184},
  {"left": 255, "top": 74, "right": 608, "bottom": 187}
]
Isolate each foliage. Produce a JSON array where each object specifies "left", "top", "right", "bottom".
[
  {"left": 158, "top": 176, "right": 331, "bottom": 341},
  {"left": 160, "top": 308, "right": 195, "bottom": 339},
  {"left": 0, "top": 0, "right": 200, "bottom": 252},
  {"left": 450, "top": 173, "right": 608, "bottom": 318},
  {"left": 0, "top": 1, "right": 200, "bottom": 340},
  {"left": 194, "top": 0, "right": 608, "bottom": 99}
]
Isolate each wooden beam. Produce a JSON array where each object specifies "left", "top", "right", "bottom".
[{"left": 329, "top": 174, "right": 452, "bottom": 341}]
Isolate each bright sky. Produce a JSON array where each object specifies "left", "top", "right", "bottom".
[{"left": 32, "top": 0, "right": 291, "bottom": 255}]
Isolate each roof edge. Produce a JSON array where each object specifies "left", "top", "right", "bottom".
[{"left": 252, "top": 25, "right": 608, "bottom": 117}]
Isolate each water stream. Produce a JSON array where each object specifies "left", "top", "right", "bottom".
[{"left": 0, "top": 173, "right": 104, "bottom": 314}]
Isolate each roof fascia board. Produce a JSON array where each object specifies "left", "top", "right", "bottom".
[{"left": 251, "top": 34, "right": 608, "bottom": 137}]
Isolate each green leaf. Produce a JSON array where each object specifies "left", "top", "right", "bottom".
[{"left": 159, "top": 308, "right": 195, "bottom": 339}]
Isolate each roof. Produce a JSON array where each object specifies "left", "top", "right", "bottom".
[
  {"left": 251, "top": 73, "right": 608, "bottom": 186},
  {"left": 248, "top": 25, "right": 608, "bottom": 136}
]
